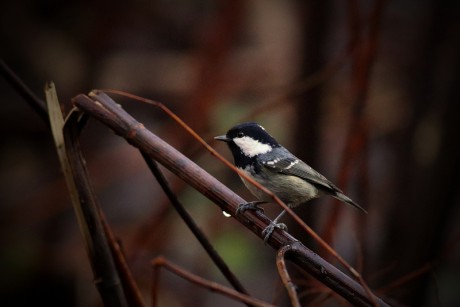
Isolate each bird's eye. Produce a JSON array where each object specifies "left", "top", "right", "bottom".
[{"left": 237, "top": 132, "right": 244, "bottom": 138}]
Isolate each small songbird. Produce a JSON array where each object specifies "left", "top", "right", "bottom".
[{"left": 215, "top": 122, "right": 367, "bottom": 241}]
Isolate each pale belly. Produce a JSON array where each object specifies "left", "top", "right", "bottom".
[{"left": 239, "top": 170, "right": 319, "bottom": 207}]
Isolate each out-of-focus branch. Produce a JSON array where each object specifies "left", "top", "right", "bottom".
[
  {"left": 72, "top": 92, "right": 388, "bottom": 307},
  {"left": 100, "top": 212, "right": 145, "bottom": 307},
  {"left": 151, "top": 257, "right": 274, "bottom": 307},
  {"left": 0, "top": 58, "right": 48, "bottom": 123},
  {"left": 45, "top": 83, "right": 129, "bottom": 307}
]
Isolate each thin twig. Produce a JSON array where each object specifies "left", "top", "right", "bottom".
[
  {"left": 240, "top": 45, "right": 353, "bottom": 122},
  {"left": 100, "top": 212, "right": 145, "bottom": 307},
  {"left": 141, "top": 153, "right": 253, "bottom": 303},
  {"left": 378, "top": 234, "right": 460, "bottom": 295},
  {"left": 276, "top": 245, "right": 301, "bottom": 307},
  {"left": 151, "top": 257, "right": 275, "bottom": 307},
  {"left": 378, "top": 263, "right": 433, "bottom": 295},
  {"left": 0, "top": 58, "right": 48, "bottom": 122}
]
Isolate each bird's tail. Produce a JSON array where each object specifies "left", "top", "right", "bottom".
[{"left": 334, "top": 192, "right": 368, "bottom": 214}]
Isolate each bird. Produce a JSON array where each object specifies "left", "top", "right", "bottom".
[{"left": 215, "top": 122, "right": 367, "bottom": 241}]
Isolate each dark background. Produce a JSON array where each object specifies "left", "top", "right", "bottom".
[{"left": 1, "top": 0, "right": 459, "bottom": 306}]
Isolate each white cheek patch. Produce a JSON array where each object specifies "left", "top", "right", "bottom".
[{"left": 233, "top": 136, "right": 272, "bottom": 157}]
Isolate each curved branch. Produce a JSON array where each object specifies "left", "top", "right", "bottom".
[{"left": 276, "top": 245, "right": 301, "bottom": 307}]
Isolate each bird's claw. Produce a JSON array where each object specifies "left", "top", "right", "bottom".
[
  {"left": 262, "top": 223, "right": 288, "bottom": 242},
  {"left": 236, "top": 201, "right": 265, "bottom": 216}
]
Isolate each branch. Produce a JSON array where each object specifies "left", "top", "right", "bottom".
[
  {"left": 151, "top": 257, "right": 274, "bottom": 307},
  {"left": 0, "top": 58, "right": 48, "bottom": 123},
  {"left": 72, "top": 92, "right": 388, "bottom": 306},
  {"left": 45, "top": 83, "right": 129, "bottom": 307},
  {"left": 141, "top": 153, "right": 252, "bottom": 302},
  {"left": 276, "top": 245, "right": 301, "bottom": 307}
]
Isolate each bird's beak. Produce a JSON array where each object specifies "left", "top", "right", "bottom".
[{"left": 214, "top": 135, "right": 230, "bottom": 142}]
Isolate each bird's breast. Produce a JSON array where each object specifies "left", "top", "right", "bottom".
[{"left": 238, "top": 166, "right": 319, "bottom": 207}]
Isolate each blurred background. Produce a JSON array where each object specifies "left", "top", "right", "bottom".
[{"left": 1, "top": 0, "right": 460, "bottom": 306}]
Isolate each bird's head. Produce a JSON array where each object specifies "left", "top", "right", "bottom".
[{"left": 215, "top": 122, "right": 280, "bottom": 167}]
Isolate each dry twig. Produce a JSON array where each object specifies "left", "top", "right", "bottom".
[
  {"left": 45, "top": 83, "right": 130, "bottom": 307},
  {"left": 151, "top": 257, "right": 274, "bottom": 307},
  {"left": 276, "top": 245, "right": 301, "bottom": 307}
]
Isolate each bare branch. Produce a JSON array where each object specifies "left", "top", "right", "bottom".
[
  {"left": 276, "top": 245, "right": 301, "bottom": 307},
  {"left": 151, "top": 257, "right": 274, "bottom": 307},
  {"left": 0, "top": 58, "right": 48, "bottom": 122},
  {"left": 45, "top": 83, "right": 129, "bottom": 307},
  {"left": 100, "top": 212, "right": 145, "bottom": 307}
]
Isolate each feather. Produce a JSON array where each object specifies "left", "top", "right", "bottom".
[{"left": 260, "top": 148, "right": 367, "bottom": 213}]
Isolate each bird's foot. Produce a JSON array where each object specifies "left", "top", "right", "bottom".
[
  {"left": 236, "top": 201, "right": 265, "bottom": 216},
  {"left": 262, "top": 223, "right": 288, "bottom": 242}
]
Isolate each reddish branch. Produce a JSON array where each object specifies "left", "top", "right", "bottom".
[
  {"left": 151, "top": 257, "right": 274, "bottom": 307},
  {"left": 276, "top": 245, "right": 301, "bottom": 307}
]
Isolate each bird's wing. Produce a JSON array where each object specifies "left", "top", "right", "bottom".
[
  {"left": 263, "top": 156, "right": 340, "bottom": 193},
  {"left": 260, "top": 148, "right": 339, "bottom": 192},
  {"left": 260, "top": 148, "right": 367, "bottom": 212}
]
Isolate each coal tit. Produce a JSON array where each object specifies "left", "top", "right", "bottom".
[{"left": 215, "top": 122, "right": 367, "bottom": 241}]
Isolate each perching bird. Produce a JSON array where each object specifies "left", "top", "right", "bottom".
[{"left": 215, "top": 122, "right": 367, "bottom": 241}]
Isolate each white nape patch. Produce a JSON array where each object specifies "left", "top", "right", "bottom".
[
  {"left": 284, "top": 159, "right": 299, "bottom": 169},
  {"left": 233, "top": 136, "right": 272, "bottom": 157}
]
